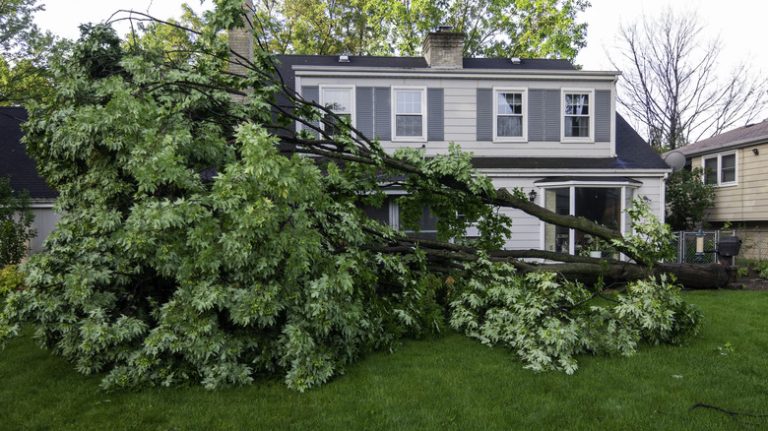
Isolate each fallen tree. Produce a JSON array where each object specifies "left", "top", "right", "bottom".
[{"left": 0, "top": 2, "right": 713, "bottom": 391}]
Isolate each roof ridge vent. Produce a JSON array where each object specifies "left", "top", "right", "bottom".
[
  {"left": 338, "top": 54, "right": 350, "bottom": 63},
  {"left": 510, "top": 57, "right": 522, "bottom": 64}
]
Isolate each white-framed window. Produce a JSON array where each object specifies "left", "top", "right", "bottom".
[
  {"left": 561, "top": 89, "right": 594, "bottom": 142},
  {"left": 703, "top": 152, "right": 737, "bottom": 186},
  {"left": 320, "top": 85, "right": 355, "bottom": 135},
  {"left": 541, "top": 183, "right": 638, "bottom": 256},
  {"left": 493, "top": 88, "right": 527, "bottom": 142},
  {"left": 392, "top": 87, "right": 427, "bottom": 141}
]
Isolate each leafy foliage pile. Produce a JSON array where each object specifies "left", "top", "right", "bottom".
[
  {"left": 0, "top": 2, "right": 703, "bottom": 392},
  {"left": 0, "top": 177, "right": 34, "bottom": 266},
  {"left": 451, "top": 259, "right": 701, "bottom": 374}
]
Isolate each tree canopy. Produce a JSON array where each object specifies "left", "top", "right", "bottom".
[
  {"left": 0, "top": 0, "right": 56, "bottom": 105},
  {"left": 0, "top": 1, "right": 709, "bottom": 392},
  {"left": 254, "top": 0, "right": 589, "bottom": 60}
]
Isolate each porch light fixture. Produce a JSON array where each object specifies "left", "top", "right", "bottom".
[
  {"left": 528, "top": 189, "right": 537, "bottom": 202},
  {"left": 753, "top": 148, "right": 759, "bottom": 156}
]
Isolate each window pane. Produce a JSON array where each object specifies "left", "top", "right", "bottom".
[
  {"left": 704, "top": 158, "right": 718, "bottom": 184},
  {"left": 545, "top": 188, "right": 571, "bottom": 253},
  {"left": 396, "top": 90, "right": 422, "bottom": 114},
  {"left": 721, "top": 155, "right": 736, "bottom": 183},
  {"left": 324, "top": 113, "right": 351, "bottom": 136},
  {"left": 564, "top": 116, "right": 590, "bottom": 137},
  {"left": 574, "top": 188, "right": 621, "bottom": 254},
  {"left": 497, "top": 116, "right": 523, "bottom": 137},
  {"left": 565, "top": 94, "right": 589, "bottom": 115},
  {"left": 322, "top": 88, "right": 352, "bottom": 113},
  {"left": 400, "top": 205, "right": 438, "bottom": 240},
  {"left": 497, "top": 92, "right": 522, "bottom": 115},
  {"left": 396, "top": 115, "right": 423, "bottom": 136}
]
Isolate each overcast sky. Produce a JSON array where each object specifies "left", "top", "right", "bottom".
[
  {"left": 36, "top": 0, "right": 766, "bottom": 71},
  {"left": 34, "top": 0, "right": 768, "bottom": 125}
]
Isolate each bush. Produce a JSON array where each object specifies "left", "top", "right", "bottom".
[
  {"left": 0, "top": 265, "right": 24, "bottom": 297},
  {"left": 0, "top": 177, "right": 35, "bottom": 266}
]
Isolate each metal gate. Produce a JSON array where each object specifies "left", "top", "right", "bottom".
[{"left": 672, "top": 231, "right": 719, "bottom": 264}]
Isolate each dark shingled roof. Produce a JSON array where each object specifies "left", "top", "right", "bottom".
[
  {"left": 275, "top": 55, "right": 575, "bottom": 71},
  {"left": 0, "top": 107, "right": 56, "bottom": 199},
  {"left": 673, "top": 119, "right": 768, "bottom": 157},
  {"left": 472, "top": 114, "right": 669, "bottom": 170}
]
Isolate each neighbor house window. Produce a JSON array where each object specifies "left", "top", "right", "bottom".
[
  {"left": 493, "top": 89, "right": 526, "bottom": 141},
  {"left": 703, "top": 153, "right": 737, "bottom": 186},
  {"left": 393, "top": 87, "right": 426, "bottom": 140},
  {"left": 562, "top": 91, "right": 592, "bottom": 140},
  {"left": 320, "top": 86, "right": 354, "bottom": 135}
]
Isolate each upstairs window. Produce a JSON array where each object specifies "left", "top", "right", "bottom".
[
  {"left": 321, "top": 86, "right": 354, "bottom": 135},
  {"left": 494, "top": 89, "right": 526, "bottom": 141},
  {"left": 703, "top": 153, "right": 737, "bottom": 186},
  {"left": 393, "top": 88, "right": 426, "bottom": 140},
  {"left": 563, "top": 91, "right": 592, "bottom": 140}
]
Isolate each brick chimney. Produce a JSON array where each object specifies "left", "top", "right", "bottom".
[
  {"left": 422, "top": 26, "right": 464, "bottom": 69},
  {"left": 228, "top": 0, "right": 254, "bottom": 77}
]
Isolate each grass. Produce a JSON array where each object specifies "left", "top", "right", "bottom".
[{"left": 1, "top": 291, "right": 767, "bottom": 430}]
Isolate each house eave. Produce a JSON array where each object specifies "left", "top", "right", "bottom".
[
  {"left": 679, "top": 136, "right": 768, "bottom": 159},
  {"left": 293, "top": 66, "right": 621, "bottom": 81}
]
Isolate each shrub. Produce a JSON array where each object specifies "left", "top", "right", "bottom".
[
  {"left": 0, "top": 177, "right": 35, "bottom": 266},
  {"left": 0, "top": 265, "right": 24, "bottom": 297}
]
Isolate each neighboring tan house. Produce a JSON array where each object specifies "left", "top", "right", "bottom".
[
  {"left": 0, "top": 106, "right": 59, "bottom": 253},
  {"left": 673, "top": 119, "right": 768, "bottom": 259},
  {"left": 255, "top": 28, "right": 670, "bottom": 255}
]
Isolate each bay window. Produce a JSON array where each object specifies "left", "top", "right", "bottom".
[{"left": 541, "top": 179, "right": 638, "bottom": 256}]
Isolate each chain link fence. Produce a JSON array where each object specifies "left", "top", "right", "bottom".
[{"left": 671, "top": 231, "right": 719, "bottom": 264}]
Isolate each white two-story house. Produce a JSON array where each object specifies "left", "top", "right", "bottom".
[{"left": 264, "top": 29, "right": 669, "bottom": 254}]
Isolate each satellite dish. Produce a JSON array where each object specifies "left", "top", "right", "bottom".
[{"left": 663, "top": 151, "right": 686, "bottom": 172}]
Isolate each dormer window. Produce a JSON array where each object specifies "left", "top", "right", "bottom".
[
  {"left": 320, "top": 86, "right": 354, "bottom": 135},
  {"left": 562, "top": 90, "right": 594, "bottom": 142},
  {"left": 392, "top": 87, "right": 427, "bottom": 141},
  {"left": 493, "top": 88, "right": 527, "bottom": 142}
]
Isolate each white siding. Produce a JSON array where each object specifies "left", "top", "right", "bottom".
[
  {"left": 300, "top": 76, "right": 615, "bottom": 158},
  {"left": 29, "top": 208, "right": 59, "bottom": 253}
]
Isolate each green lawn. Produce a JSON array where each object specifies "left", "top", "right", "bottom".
[{"left": 1, "top": 291, "right": 766, "bottom": 431}]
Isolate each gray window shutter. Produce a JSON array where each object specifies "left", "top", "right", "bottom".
[
  {"left": 543, "top": 89, "right": 560, "bottom": 141},
  {"left": 356, "top": 87, "right": 374, "bottom": 139},
  {"left": 595, "top": 90, "right": 611, "bottom": 142},
  {"left": 528, "top": 89, "right": 545, "bottom": 141},
  {"left": 476, "top": 88, "right": 492, "bottom": 141},
  {"left": 301, "top": 85, "right": 320, "bottom": 137},
  {"left": 374, "top": 87, "right": 391, "bottom": 141},
  {"left": 427, "top": 88, "right": 444, "bottom": 141}
]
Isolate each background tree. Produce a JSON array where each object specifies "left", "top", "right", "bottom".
[
  {"left": 255, "top": 0, "right": 589, "bottom": 60},
  {"left": 0, "top": 0, "right": 56, "bottom": 105},
  {"left": 665, "top": 167, "right": 715, "bottom": 231},
  {"left": 0, "top": 2, "right": 708, "bottom": 392},
  {"left": 0, "top": 177, "right": 34, "bottom": 266},
  {"left": 612, "top": 10, "right": 768, "bottom": 150}
]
